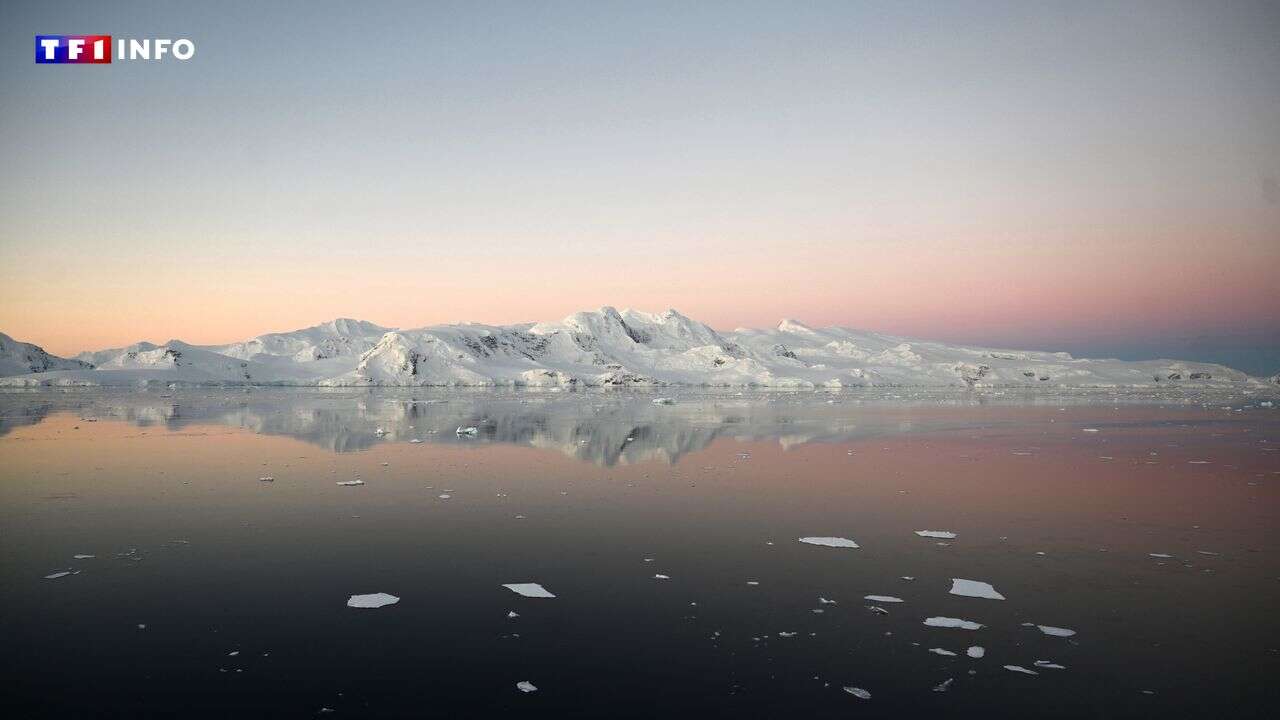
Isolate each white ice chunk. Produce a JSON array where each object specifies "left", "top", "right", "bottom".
[
  {"left": 843, "top": 687, "right": 871, "bottom": 699},
  {"left": 950, "top": 578, "right": 1006, "bottom": 600},
  {"left": 503, "top": 583, "right": 556, "bottom": 598},
  {"left": 1034, "top": 660, "right": 1066, "bottom": 669},
  {"left": 336, "top": 480, "right": 365, "bottom": 486},
  {"left": 44, "top": 571, "right": 72, "bottom": 579},
  {"left": 967, "top": 646, "right": 985, "bottom": 658},
  {"left": 915, "top": 530, "right": 957, "bottom": 539},
  {"left": 516, "top": 681, "right": 537, "bottom": 693},
  {"left": 73, "top": 554, "right": 95, "bottom": 559},
  {"left": 347, "top": 593, "right": 399, "bottom": 608},
  {"left": 456, "top": 426, "right": 478, "bottom": 436},
  {"left": 1025, "top": 623, "right": 1077, "bottom": 637},
  {"left": 654, "top": 574, "right": 671, "bottom": 580},
  {"left": 924, "top": 617, "right": 984, "bottom": 630},
  {"left": 798, "top": 536, "right": 859, "bottom": 548},
  {"left": 864, "top": 595, "right": 904, "bottom": 603},
  {"left": 1148, "top": 553, "right": 1173, "bottom": 558},
  {"left": 929, "top": 648, "right": 957, "bottom": 656},
  {"left": 1082, "top": 428, "right": 1100, "bottom": 433},
  {"left": 1004, "top": 665, "right": 1039, "bottom": 675}
]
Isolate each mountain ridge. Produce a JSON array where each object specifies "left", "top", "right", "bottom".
[{"left": 1, "top": 307, "right": 1272, "bottom": 389}]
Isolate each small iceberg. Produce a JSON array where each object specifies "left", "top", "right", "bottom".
[
  {"left": 1024, "top": 623, "right": 1076, "bottom": 637},
  {"left": 654, "top": 574, "right": 671, "bottom": 580},
  {"left": 73, "top": 554, "right": 95, "bottom": 560},
  {"left": 503, "top": 583, "right": 556, "bottom": 598},
  {"left": 915, "top": 530, "right": 957, "bottom": 539},
  {"left": 1004, "top": 665, "right": 1039, "bottom": 675},
  {"left": 456, "top": 426, "right": 478, "bottom": 436},
  {"left": 924, "top": 617, "right": 984, "bottom": 630},
  {"left": 949, "top": 578, "right": 1005, "bottom": 600},
  {"left": 516, "top": 681, "right": 537, "bottom": 693},
  {"left": 929, "top": 648, "right": 957, "bottom": 656},
  {"left": 347, "top": 593, "right": 399, "bottom": 608},
  {"left": 843, "top": 687, "right": 871, "bottom": 699},
  {"left": 966, "top": 646, "right": 985, "bottom": 658},
  {"left": 336, "top": 480, "right": 365, "bottom": 486},
  {"left": 651, "top": 397, "right": 675, "bottom": 405},
  {"left": 1034, "top": 660, "right": 1066, "bottom": 670},
  {"left": 798, "top": 536, "right": 859, "bottom": 548},
  {"left": 44, "top": 571, "right": 72, "bottom": 580},
  {"left": 863, "top": 595, "right": 903, "bottom": 603}
]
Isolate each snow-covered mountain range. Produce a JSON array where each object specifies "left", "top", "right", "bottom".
[{"left": 0, "top": 307, "right": 1270, "bottom": 388}]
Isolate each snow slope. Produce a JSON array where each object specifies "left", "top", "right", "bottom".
[
  {"left": 0, "top": 307, "right": 1263, "bottom": 388},
  {"left": 0, "top": 332, "right": 93, "bottom": 376}
]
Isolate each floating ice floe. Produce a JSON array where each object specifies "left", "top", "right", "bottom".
[
  {"left": 44, "top": 571, "right": 72, "bottom": 580},
  {"left": 1148, "top": 553, "right": 1173, "bottom": 558},
  {"left": 1082, "top": 428, "right": 1100, "bottom": 433},
  {"left": 864, "top": 595, "right": 903, "bottom": 603},
  {"left": 949, "top": 578, "right": 1006, "bottom": 600},
  {"left": 73, "top": 554, "right": 95, "bottom": 560},
  {"left": 798, "top": 536, "right": 859, "bottom": 549},
  {"left": 967, "top": 646, "right": 985, "bottom": 658},
  {"left": 929, "top": 648, "right": 957, "bottom": 656},
  {"left": 456, "top": 426, "right": 478, "bottom": 436},
  {"left": 932, "top": 678, "right": 954, "bottom": 692},
  {"left": 1004, "top": 665, "right": 1039, "bottom": 675},
  {"left": 778, "top": 631, "right": 797, "bottom": 638},
  {"left": 924, "top": 617, "right": 984, "bottom": 630},
  {"left": 347, "top": 593, "right": 400, "bottom": 608},
  {"left": 336, "top": 480, "right": 365, "bottom": 486},
  {"left": 1023, "top": 623, "right": 1076, "bottom": 637},
  {"left": 1034, "top": 660, "right": 1066, "bottom": 670},
  {"left": 651, "top": 398, "right": 675, "bottom": 405},
  {"left": 259, "top": 476, "right": 275, "bottom": 482},
  {"left": 818, "top": 597, "right": 837, "bottom": 604},
  {"left": 507, "top": 611, "right": 519, "bottom": 619},
  {"left": 438, "top": 494, "right": 452, "bottom": 499},
  {"left": 654, "top": 574, "right": 671, "bottom": 580},
  {"left": 915, "top": 530, "right": 957, "bottom": 539},
  {"left": 409, "top": 438, "right": 422, "bottom": 444},
  {"left": 746, "top": 580, "right": 760, "bottom": 586},
  {"left": 516, "top": 681, "right": 537, "bottom": 693},
  {"left": 867, "top": 606, "right": 890, "bottom": 615},
  {"left": 843, "top": 687, "right": 871, "bottom": 699},
  {"left": 503, "top": 583, "right": 556, "bottom": 598}
]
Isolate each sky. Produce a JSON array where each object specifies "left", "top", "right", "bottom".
[{"left": 1, "top": 1, "right": 1278, "bottom": 373}]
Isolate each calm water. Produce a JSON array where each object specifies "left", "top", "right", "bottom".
[{"left": 2, "top": 389, "right": 1277, "bottom": 718}]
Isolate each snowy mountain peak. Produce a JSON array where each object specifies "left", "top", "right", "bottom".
[
  {"left": 0, "top": 332, "right": 94, "bottom": 376},
  {"left": 777, "top": 318, "right": 816, "bottom": 334}
]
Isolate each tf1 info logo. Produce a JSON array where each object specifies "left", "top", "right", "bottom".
[{"left": 35, "top": 35, "right": 195, "bottom": 64}]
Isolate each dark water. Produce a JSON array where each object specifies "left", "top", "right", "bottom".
[{"left": 1, "top": 389, "right": 1277, "bottom": 718}]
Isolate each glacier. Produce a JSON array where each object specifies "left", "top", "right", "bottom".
[{"left": 0, "top": 306, "right": 1270, "bottom": 388}]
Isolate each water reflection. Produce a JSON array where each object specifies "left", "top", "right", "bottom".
[{"left": 0, "top": 387, "right": 1270, "bottom": 465}]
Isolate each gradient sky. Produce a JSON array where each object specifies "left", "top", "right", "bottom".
[{"left": 1, "top": 1, "right": 1278, "bottom": 372}]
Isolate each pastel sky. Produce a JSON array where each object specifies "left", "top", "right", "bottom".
[{"left": 2, "top": 1, "right": 1278, "bottom": 372}]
